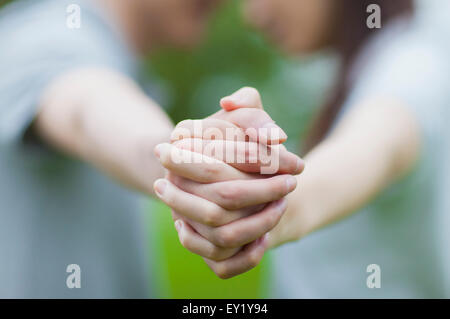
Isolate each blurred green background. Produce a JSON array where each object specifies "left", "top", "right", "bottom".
[
  {"left": 0, "top": 0, "right": 335, "bottom": 299},
  {"left": 143, "top": 0, "right": 335, "bottom": 298}
]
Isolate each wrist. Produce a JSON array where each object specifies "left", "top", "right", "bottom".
[
  {"left": 266, "top": 171, "right": 322, "bottom": 249},
  {"left": 79, "top": 92, "right": 173, "bottom": 194}
]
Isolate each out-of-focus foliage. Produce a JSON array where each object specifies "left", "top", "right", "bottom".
[
  {"left": 1, "top": 0, "right": 335, "bottom": 299},
  {"left": 144, "top": 0, "right": 335, "bottom": 152},
  {"left": 145, "top": 0, "right": 335, "bottom": 298},
  {"left": 0, "top": 0, "right": 14, "bottom": 9}
]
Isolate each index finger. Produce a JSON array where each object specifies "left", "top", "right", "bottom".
[
  {"left": 211, "top": 108, "right": 287, "bottom": 145},
  {"left": 154, "top": 143, "right": 252, "bottom": 183}
]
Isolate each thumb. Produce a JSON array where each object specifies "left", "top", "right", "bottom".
[
  {"left": 220, "top": 87, "right": 263, "bottom": 111},
  {"left": 210, "top": 108, "right": 287, "bottom": 145},
  {"left": 215, "top": 87, "right": 286, "bottom": 144}
]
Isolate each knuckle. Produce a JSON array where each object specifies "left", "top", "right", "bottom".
[
  {"left": 216, "top": 227, "right": 237, "bottom": 248},
  {"left": 203, "top": 140, "right": 216, "bottom": 151},
  {"left": 248, "top": 250, "right": 262, "bottom": 268},
  {"left": 246, "top": 109, "right": 270, "bottom": 125},
  {"left": 214, "top": 264, "right": 231, "bottom": 280},
  {"left": 204, "top": 207, "right": 223, "bottom": 227},
  {"left": 254, "top": 109, "right": 269, "bottom": 118},
  {"left": 176, "top": 119, "right": 194, "bottom": 129},
  {"left": 173, "top": 138, "right": 192, "bottom": 151},
  {"left": 243, "top": 86, "right": 260, "bottom": 98},
  {"left": 203, "top": 165, "right": 220, "bottom": 180},
  {"left": 206, "top": 246, "right": 223, "bottom": 261},
  {"left": 172, "top": 120, "right": 194, "bottom": 141},
  {"left": 167, "top": 173, "right": 181, "bottom": 186},
  {"left": 216, "top": 184, "right": 242, "bottom": 209}
]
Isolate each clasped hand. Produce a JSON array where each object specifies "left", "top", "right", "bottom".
[{"left": 154, "top": 87, "right": 304, "bottom": 279}]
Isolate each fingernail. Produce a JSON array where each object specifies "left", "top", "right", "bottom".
[
  {"left": 262, "top": 122, "right": 287, "bottom": 141},
  {"left": 154, "top": 144, "right": 163, "bottom": 159},
  {"left": 174, "top": 220, "right": 182, "bottom": 232},
  {"left": 286, "top": 176, "right": 297, "bottom": 192},
  {"left": 276, "top": 198, "right": 287, "bottom": 212},
  {"left": 220, "top": 96, "right": 239, "bottom": 111},
  {"left": 154, "top": 179, "right": 167, "bottom": 197},
  {"left": 296, "top": 158, "right": 305, "bottom": 174},
  {"left": 259, "top": 233, "right": 269, "bottom": 249}
]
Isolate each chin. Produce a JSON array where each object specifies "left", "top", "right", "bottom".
[
  {"left": 281, "top": 39, "right": 325, "bottom": 56},
  {"left": 265, "top": 34, "right": 312, "bottom": 56},
  {"left": 173, "top": 38, "right": 201, "bottom": 50},
  {"left": 170, "top": 30, "right": 205, "bottom": 49}
]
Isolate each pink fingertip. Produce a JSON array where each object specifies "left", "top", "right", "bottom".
[
  {"left": 220, "top": 97, "right": 238, "bottom": 111},
  {"left": 174, "top": 220, "right": 183, "bottom": 232},
  {"left": 154, "top": 144, "right": 162, "bottom": 158}
]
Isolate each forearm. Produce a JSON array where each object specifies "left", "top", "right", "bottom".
[
  {"left": 35, "top": 67, "right": 173, "bottom": 195},
  {"left": 268, "top": 98, "right": 421, "bottom": 247}
]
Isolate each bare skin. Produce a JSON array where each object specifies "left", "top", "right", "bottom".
[
  {"left": 157, "top": 88, "right": 420, "bottom": 278},
  {"left": 36, "top": 67, "right": 173, "bottom": 194},
  {"left": 266, "top": 97, "right": 421, "bottom": 248},
  {"left": 35, "top": 0, "right": 226, "bottom": 194},
  {"left": 155, "top": 0, "right": 422, "bottom": 279},
  {"left": 34, "top": 3, "right": 303, "bottom": 273}
]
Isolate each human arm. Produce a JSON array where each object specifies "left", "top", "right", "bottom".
[
  {"left": 265, "top": 97, "right": 421, "bottom": 247},
  {"left": 35, "top": 67, "right": 173, "bottom": 195},
  {"left": 154, "top": 87, "right": 304, "bottom": 278},
  {"left": 156, "top": 92, "right": 421, "bottom": 278}
]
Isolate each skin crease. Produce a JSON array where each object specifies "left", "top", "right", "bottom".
[
  {"left": 32, "top": 0, "right": 422, "bottom": 280},
  {"left": 35, "top": 0, "right": 239, "bottom": 195},
  {"left": 158, "top": 1, "right": 422, "bottom": 278},
  {"left": 35, "top": 0, "right": 302, "bottom": 279}
]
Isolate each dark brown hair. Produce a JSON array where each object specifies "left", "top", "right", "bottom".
[{"left": 302, "top": 0, "right": 414, "bottom": 154}]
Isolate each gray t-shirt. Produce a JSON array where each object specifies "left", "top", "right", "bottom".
[
  {"left": 0, "top": 0, "right": 151, "bottom": 298},
  {"left": 273, "top": 14, "right": 450, "bottom": 298}
]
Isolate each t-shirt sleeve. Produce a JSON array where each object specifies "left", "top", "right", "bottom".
[
  {"left": 0, "top": 0, "right": 135, "bottom": 145},
  {"left": 338, "top": 22, "right": 450, "bottom": 148}
]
